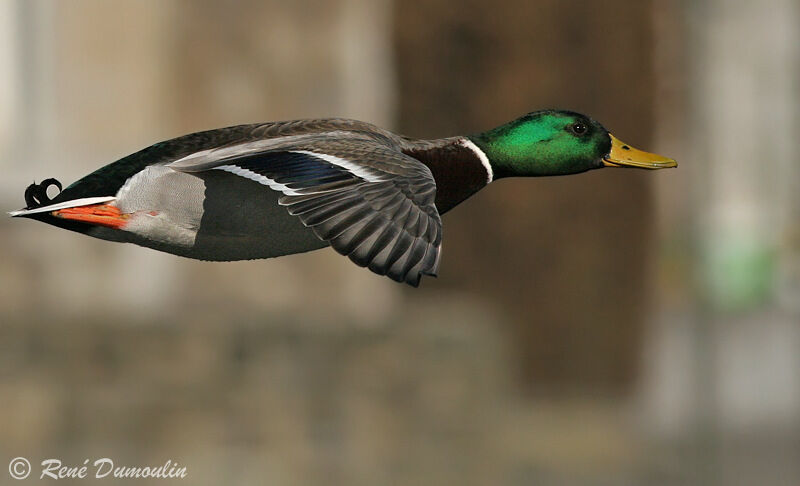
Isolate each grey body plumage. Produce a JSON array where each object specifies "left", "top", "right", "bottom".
[{"left": 13, "top": 118, "right": 492, "bottom": 286}]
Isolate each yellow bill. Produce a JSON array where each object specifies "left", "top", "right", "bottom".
[{"left": 603, "top": 134, "right": 677, "bottom": 169}]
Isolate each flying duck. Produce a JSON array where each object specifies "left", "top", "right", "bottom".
[{"left": 10, "top": 110, "right": 676, "bottom": 286}]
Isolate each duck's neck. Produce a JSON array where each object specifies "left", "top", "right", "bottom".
[{"left": 402, "top": 137, "right": 493, "bottom": 214}]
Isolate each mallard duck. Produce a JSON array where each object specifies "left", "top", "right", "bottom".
[{"left": 10, "top": 110, "right": 675, "bottom": 286}]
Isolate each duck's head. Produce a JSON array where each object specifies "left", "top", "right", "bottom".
[{"left": 470, "top": 110, "right": 676, "bottom": 178}]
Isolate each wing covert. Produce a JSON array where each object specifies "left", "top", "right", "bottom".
[{"left": 170, "top": 138, "right": 442, "bottom": 286}]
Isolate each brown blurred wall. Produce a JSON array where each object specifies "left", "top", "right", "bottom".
[{"left": 395, "top": 0, "right": 657, "bottom": 392}]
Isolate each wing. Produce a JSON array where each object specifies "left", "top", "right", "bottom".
[{"left": 169, "top": 137, "right": 442, "bottom": 286}]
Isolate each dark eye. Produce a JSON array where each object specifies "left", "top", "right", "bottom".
[{"left": 570, "top": 123, "right": 588, "bottom": 135}]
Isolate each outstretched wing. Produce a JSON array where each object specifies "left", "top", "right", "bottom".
[{"left": 169, "top": 137, "right": 442, "bottom": 286}]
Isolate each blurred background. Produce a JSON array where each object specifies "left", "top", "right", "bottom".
[{"left": 0, "top": 0, "right": 798, "bottom": 484}]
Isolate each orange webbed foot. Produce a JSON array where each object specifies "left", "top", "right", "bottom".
[{"left": 53, "top": 204, "right": 130, "bottom": 229}]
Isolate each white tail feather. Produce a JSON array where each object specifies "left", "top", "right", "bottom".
[{"left": 8, "top": 196, "right": 116, "bottom": 217}]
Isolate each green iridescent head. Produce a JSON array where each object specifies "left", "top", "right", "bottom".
[{"left": 469, "top": 110, "right": 676, "bottom": 178}]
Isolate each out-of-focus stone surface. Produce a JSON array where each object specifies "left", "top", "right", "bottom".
[
  {"left": 0, "top": 301, "right": 647, "bottom": 486},
  {"left": 2, "top": 308, "right": 797, "bottom": 486}
]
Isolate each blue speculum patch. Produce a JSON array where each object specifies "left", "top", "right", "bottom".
[{"left": 231, "top": 151, "right": 356, "bottom": 189}]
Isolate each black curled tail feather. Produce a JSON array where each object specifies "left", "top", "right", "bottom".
[{"left": 24, "top": 178, "right": 62, "bottom": 209}]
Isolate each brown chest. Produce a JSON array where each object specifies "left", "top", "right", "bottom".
[{"left": 404, "top": 140, "right": 491, "bottom": 214}]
